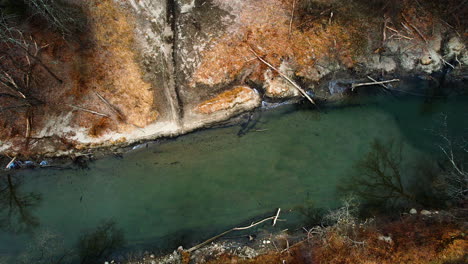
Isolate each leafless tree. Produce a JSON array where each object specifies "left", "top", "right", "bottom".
[
  {"left": 432, "top": 114, "right": 467, "bottom": 201},
  {"left": 0, "top": 11, "right": 62, "bottom": 139}
]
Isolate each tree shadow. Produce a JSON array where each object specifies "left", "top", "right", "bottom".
[
  {"left": 340, "top": 139, "right": 415, "bottom": 210},
  {"left": 77, "top": 220, "right": 126, "bottom": 264},
  {"left": 0, "top": 173, "right": 42, "bottom": 233},
  {"left": 337, "top": 138, "right": 449, "bottom": 215}
]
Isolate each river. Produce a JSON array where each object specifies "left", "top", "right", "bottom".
[{"left": 0, "top": 93, "right": 466, "bottom": 263}]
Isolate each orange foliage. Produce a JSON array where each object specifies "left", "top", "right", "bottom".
[
  {"left": 311, "top": 216, "right": 467, "bottom": 264},
  {"left": 205, "top": 216, "right": 466, "bottom": 264}
]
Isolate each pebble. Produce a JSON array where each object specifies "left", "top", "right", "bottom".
[
  {"left": 409, "top": 208, "right": 417, "bottom": 214},
  {"left": 378, "top": 235, "right": 393, "bottom": 244},
  {"left": 420, "top": 210, "right": 431, "bottom": 216}
]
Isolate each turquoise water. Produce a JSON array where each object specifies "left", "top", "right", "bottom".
[{"left": 0, "top": 95, "right": 466, "bottom": 263}]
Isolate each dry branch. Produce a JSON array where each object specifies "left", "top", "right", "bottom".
[
  {"left": 273, "top": 208, "right": 281, "bottom": 226},
  {"left": 5, "top": 156, "right": 16, "bottom": 169},
  {"left": 67, "top": 104, "right": 110, "bottom": 118},
  {"left": 187, "top": 208, "right": 281, "bottom": 253},
  {"left": 351, "top": 79, "right": 400, "bottom": 91},
  {"left": 385, "top": 26, "right": 413, "bottom": 40},
  {"left": 25, "top": 114, "right": 31, "bottom": 138},
  {"left": 95, "top": 92, "right": 126, "bottom": 121},
  {"left": 401, "top": 14, "right": 428, "bottom": 44},
  {"left": 249, "top": 47, "right": 317, "bottom": 107},
  {"left": 288, "top": 0, "right": 296, "bottom": 38},
  {"left": 367, "top": 76, "right": 388, "bottom": 89}
]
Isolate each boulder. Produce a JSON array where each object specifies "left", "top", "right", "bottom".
[{"left": 195, "top": 86, "right": 260, "bottom": 114}]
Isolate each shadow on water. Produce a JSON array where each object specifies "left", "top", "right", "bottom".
[
  {"left": 337, "top": 134, "right": 465, "bottom": 217},
  {"left": 0, "top": 174, "right": 41, "bottom": 234},
  {"left": 77, "top": 220, "right": 126, "bottom": 264},
  {"left": 14, "top": 219, "right": 126, "bottom": 264}
]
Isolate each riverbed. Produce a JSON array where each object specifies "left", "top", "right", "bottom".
[{"left": 0, "top": 93, "right": 466, "bottom": 263}]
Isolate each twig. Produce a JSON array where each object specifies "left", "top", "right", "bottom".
[
  {"left": 288, "top": 0, "right": 296, "bottom": 38},
  {"left": 383, "top": 15, "right": 388, "bottom": 42},
  {"left": 5, "top": 156, "right": 16, "bottom": 169},
  {"left": 67, "top": 104, "right": 110, "bottom": 118},
  {"left": 25, "top": 114, "right": 31, "bottom": 138},
  {"left": 94, "top": 92, "right": 126, "bottom": 121},
  {"left": 351, "top": 79, "right": 400, "bottom": 91},
  {"left": 455, "top": 54, "right": 462, "bottom": 67},
  {"left": 401, "top": 14, "right": 428, "bottom": 44},
  {"left": 249, "top": 47, "right": 317, "bottom": 107},
  {"left": 271, "top": 237, "right": 280, "bottom": 252},
  {"left": 273, "top": 208, "right": 281, "bottom": 226},
  {"left": 440, "top": 57, "right": 456, "bottom": 69},
  {"left": 187, "top": 208, "right": 281, "bottom": 253},
  {"left": 281, "top": 239, "right": 291, "bottom": 254},
  {"left": 385, "top": 26, "right": 413, "bottom": 40}
]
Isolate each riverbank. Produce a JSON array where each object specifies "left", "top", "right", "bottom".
[
  {"left": 0, "top": 0, "right": 467, "bottom": 159},
  {"left": 125, "top": 207, "right": 467, "bottom": 264},
  {"left": 1, "top": 94, "right": 467, "bottom": 263},
  {"left": 1, "top": 75, "right": 466, "bottom": 171}
]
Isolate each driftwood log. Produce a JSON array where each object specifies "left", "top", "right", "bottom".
[{"left": 187, "top": 208, "right": 281, "bottom": 253}]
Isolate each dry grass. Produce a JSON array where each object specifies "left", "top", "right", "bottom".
[
  {"left": 0, "top": 0, "right": 159, "bottom": 151},
  {"left": 205, "top": 215, "right": 467, "bottom": 264},
  {"left": 193, "top": 0, "right": 370, "bottom": 87},
  {"left": 71, "top": 0, "right": 158, "bottom": 133},
  {"left": 192, "top": 0, "right": 451, "bottom": 88}
]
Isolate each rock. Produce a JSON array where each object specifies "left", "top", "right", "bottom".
[
  {"left": 23, "top": 161, "right": 35, "bottom": 168},
  {"left": 420, "top": 55, "right": 433, "bottom": 65},
  {"left": 445, "top": 37, "right": 466, "bottom": 58},
  {"left": 378, "top": 235, "right": 393, "bottom": 244},
  {"left": 410, "top": 208, "right": 417, "bottom": 214},
  {"left": 368, "top": 55, "right": 396, "bottom": 72},
  {"left": 195, "top": 86, "right": 260, "bottom": 114},
  {"left": 264, "top": 77, "right": 300, "bottom": 99},
  {"left": 150, "top": 254, "right": 155, "bottom": 258},
  {"left": 420, "top": 210, "right": 431, "bottom": 216},
  {"left": 239, "top": 246, "right": 258, "bottom": 259}
]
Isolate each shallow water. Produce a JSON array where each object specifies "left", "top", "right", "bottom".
[{"left": 0, "top": 94, "right": 467, "bottom": 263}]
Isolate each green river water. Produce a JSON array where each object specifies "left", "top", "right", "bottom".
[{"left": 0, "top": 94, "right": 466, "bottom": 263}]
